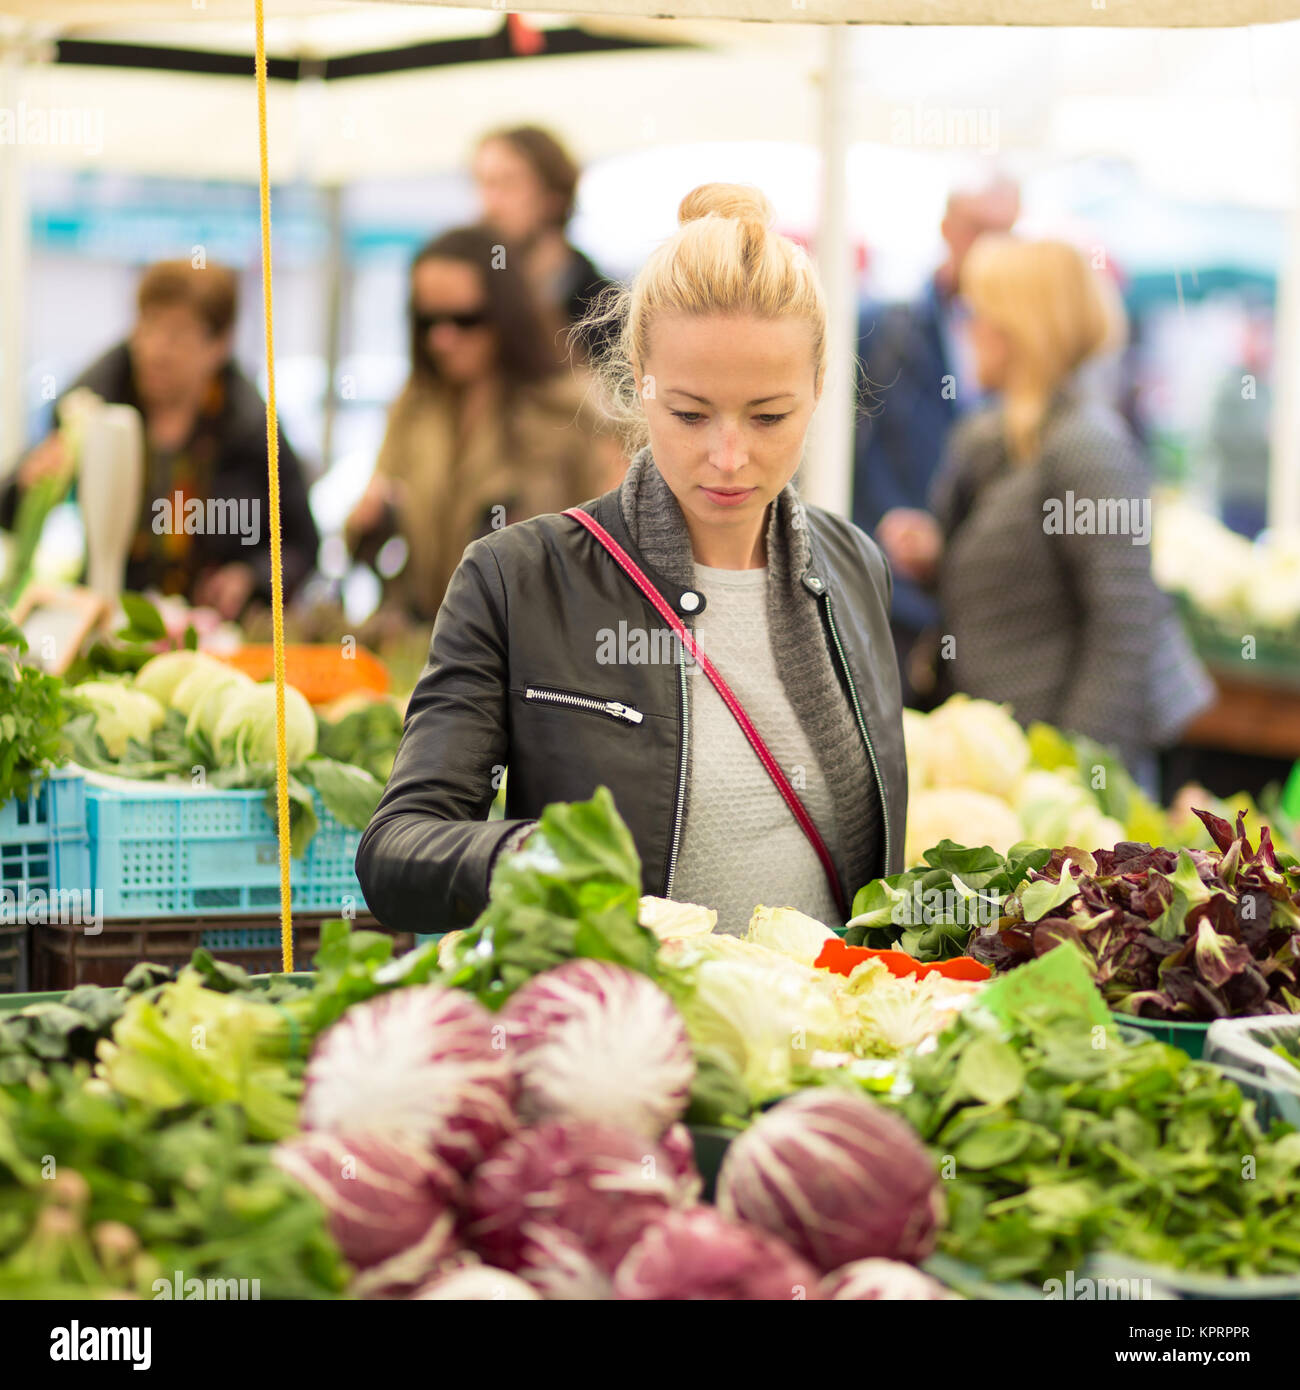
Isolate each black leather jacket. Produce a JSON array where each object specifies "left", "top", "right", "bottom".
[{"left": 356, "top": 485, "right": 908, "bottom": 932}]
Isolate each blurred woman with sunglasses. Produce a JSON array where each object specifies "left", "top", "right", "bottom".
[{"left": 345, "top": 226, "right": 626, "bottom": 622}]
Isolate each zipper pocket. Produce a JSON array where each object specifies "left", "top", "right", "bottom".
[{"left": 524, "top": 686, "right": 644, "bottom": 725}]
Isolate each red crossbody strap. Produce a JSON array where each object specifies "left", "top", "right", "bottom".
[{"left": 564, "top": 506, "right": 848, "bottom": 920}]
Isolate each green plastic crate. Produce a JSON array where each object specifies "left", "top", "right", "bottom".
[{"left": 1113, "top": 1014, "right": 1210, "bottom": 1058}]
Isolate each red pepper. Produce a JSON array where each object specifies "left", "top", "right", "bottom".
[
  {"left": 934, "top": 956, "right": 992, "bottom": 983},
  {"left": 813, "top": 939, "right": 990, "bottom": 984}
]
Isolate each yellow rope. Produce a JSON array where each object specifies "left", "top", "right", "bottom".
[{"left": 253, "top": 0, "right": 293, "bottom": 974}]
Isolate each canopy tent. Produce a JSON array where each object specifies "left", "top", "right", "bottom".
[
  {"left": 4, "top": 0, "right": 1300, "bottom": 519},
  {"left": 1, "top": 0, "right": 1297, "bottom": 26}
]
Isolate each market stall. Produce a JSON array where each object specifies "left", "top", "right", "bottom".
[{"left": 4, "top": 0, "right": 1300, "bottom": 1321}]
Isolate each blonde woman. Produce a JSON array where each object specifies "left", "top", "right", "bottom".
[
  {"left": 878, "top": 237, "right": 1212, "bottom": 788},
  {"left": 358, "top": 184, "right": 907, "bottom": 935}
]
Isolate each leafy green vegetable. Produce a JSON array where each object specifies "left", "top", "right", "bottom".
[
  {"left": 1, "top": 469, "right": 72, "bottom": 604},
  {"left": 299, "top": 756, "right": 385, "bottom": 832},
  {"left": 316, "top": 700, "right": 404, "bottom": 784},
  {"left": 0, "top": 609, "right": 78, "bottom": 803},
  {"left": 845, "top": 839, "right": 1052, "bottom": 961},
  {"left": 444, "top": 787, "right": 662, "bottom": 1007},
  {"left": 95, "top": 969, "right": 303, "bottom": 1140},
  {"left": 0, "top": 1068, "right": 347, "bottom": 1298},
  {"left": 890, "top": 1002, "right": 1300, "bottom": 1282},
  {"left": 972, "top": 810, "right": 1300, "bottom": 1022}
]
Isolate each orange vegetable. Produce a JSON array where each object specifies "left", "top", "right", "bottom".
[{"left": 215, "top": 644, "right": 389, "bottom": 707}]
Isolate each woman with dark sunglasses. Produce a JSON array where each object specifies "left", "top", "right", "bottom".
[{"left": 345, "top": 225, "right": 626, "bottom": 623}]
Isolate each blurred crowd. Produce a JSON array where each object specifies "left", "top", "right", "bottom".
[{"left": 5, "top": 140, "right": 1217, "bottom": 782}]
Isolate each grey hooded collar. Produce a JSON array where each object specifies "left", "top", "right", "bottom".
[{"left": 616, "top": 444, "right": 819, "bottom": 608}]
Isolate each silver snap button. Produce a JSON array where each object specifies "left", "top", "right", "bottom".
[{"left": 679, "top": 591, "right": 700, "bottom": 612}]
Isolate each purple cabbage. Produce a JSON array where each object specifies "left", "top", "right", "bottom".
[
  {"left": 463, "top": 1120, "right": 686, "bottom": 1298},
  {"left": 502, "top": 960, "right": 694, "bottom": 1138},
  {"left": 272, "top": 1130, "right": 462, "bottom": 1298},
  {"left": 716, "top": 1090, "right": 945, "bottom": 1273},
  {"left": 300, "top": 984, "right": 516, "bottom": 1174},
  {"left": 614, "top": 1207, "right": 823, "bottom": 1301}
]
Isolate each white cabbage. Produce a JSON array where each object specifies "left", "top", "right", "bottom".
[
  {"left": 638, "top": 895, "right": 718, "bottom": 940},
  {"left": 74, "top": 680, "right": 166, "bottom": 759},
  {"left": 744, "top": 905, "right": 836, "bottom": 966}
]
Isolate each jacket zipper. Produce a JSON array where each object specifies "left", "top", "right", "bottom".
[
  {"left": 524, "top": 687, "right": 644, "bottom": 725},
  {"left": 662, "top": 658, "right": 689, "bottom": 898},
  {"left": 820, "top": 593, "right": 893, "bottom": 874}
]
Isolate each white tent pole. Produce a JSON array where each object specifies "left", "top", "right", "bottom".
[
  {"left": 806, "top": 23, "right": 853, "bottom": 518},
  {"left": 0, "top": 33, "right": 29, "bottom": 471},
  {"left": 1269, "top": 99, "right": 1300, "bottom": 536}
]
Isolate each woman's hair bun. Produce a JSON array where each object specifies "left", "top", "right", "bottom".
[{"left": 678, "top": 183, "right": 774, "bottom": 229}]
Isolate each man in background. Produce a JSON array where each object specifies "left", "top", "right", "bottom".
[
  {"left": 472, "top": 125, "right": 620, "bottom": 367},
  {"left": 852, "top": 174, "right": 1019, "bottom": 706},
  {"left": 4, "top": 260, "right": 318, "bottom": 619}
]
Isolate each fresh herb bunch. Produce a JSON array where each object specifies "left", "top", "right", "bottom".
[
  {"left": 971, "top": 809, "right": 1300, "bottom": 1022},
  {"left": 0, "top": 609, "right": 77, "bottom": 805},
  {"left": 0, "top": 1068, "right": 348, "bottom": 1298},
  {"left": 845, "top": 840, "right": 1053, "bottom": 961},
  {"left": 443, "top": 787, "right": 663, "bottom": 1007},
  {"left": 892, "top": 1003, "right": 1300, "bottom": 1282}
]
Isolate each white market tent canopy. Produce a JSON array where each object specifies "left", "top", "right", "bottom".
[{"left": 3, "top": 0, "right": 1300, "bottom": 523}]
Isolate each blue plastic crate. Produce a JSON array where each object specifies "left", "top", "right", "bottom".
[
  {"left": 86, "top": 781, "right": 368, "bottom": 919},
  {"left": 0, "top": 771, "right": 91, "bottom": 900}
]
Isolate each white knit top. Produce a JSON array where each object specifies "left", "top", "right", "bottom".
[{"left": 669, "top": 562, "right": 843, "bottom": 937}]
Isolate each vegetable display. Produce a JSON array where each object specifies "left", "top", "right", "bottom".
[
  {"left": 463, "top": 1120, "right": 686, "bottom": 1299},
  {"left": 0, "top": 1071, "right": 347, "bottom": 1299},
  {"left": 272, "top": 1130, "right": 462, "bottom": 1298},
  {"left": 443, "top": 788, "right": 662, "bottom": 1006},
  {"left": 893, "top": 1001, "right": 1300, "bottom": 1281},
  {"left": 970, "top": 809, "right": 1300, "bottom": 1022},
  {"left": 9, "top": 775, "right": 1300, "bottom": 1302},
  {"left": 59, "top": 645, "right": 386, "bottom": 857}
]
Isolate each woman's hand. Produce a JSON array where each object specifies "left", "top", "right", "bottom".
[{"left": 876, "top": 507, "right": 943, "bottom": 585}]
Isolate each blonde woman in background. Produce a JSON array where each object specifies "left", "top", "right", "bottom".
[
  {"left": 878, "top": 237, "right": 1212, "bottom": 792},
  {"left": 358, "top": 184, "right": 907, "bottom": 936}
]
